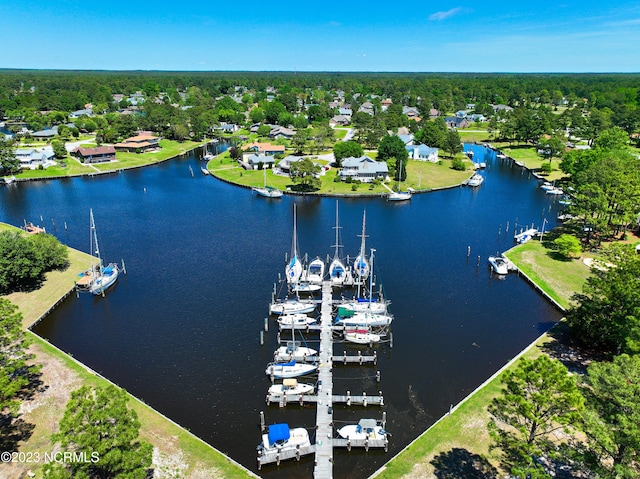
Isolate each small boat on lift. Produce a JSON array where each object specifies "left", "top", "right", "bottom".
[
  {"left": 257, "top": 423, "right": 312, "bottom": 457},
  {"left": 337, "top": 418, "right": 388, "bottom": 441},
  {"left": 488, "top": 255, "right": 509, "bottom": 275}
]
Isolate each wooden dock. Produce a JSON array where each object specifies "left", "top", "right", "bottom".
[
  {"left": 266, "top": 392, "right": 384, "bottom": 407},
  {"left": 257, "top": 444, "right": 316, "bottom": 469},
  {"left": 314, "top": 281, "right": 335, "bottom": 478}
]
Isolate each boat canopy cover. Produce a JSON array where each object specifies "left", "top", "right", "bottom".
[
  {"left": 268, "top": 424, "right": 291, "bottom": 445},
  {"left": 358, "top": 419, "right": 378, "bottom": 430},
  {"left": 279, "top": 360, "right": 296, "bottom": 367},
  {"left": 357, "top": 298, "right": 376, "bottom": 303},
  {"left": 283, "top": 378, "right": 298, "bottom": 387},
  {"left": 102, "top": 265, "right": 115, "bottom": 275}
]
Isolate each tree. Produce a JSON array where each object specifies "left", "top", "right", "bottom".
[
  {"left": 415, "top": 118, "right": 447, "bottom": 149},
  {"left": 291, "top": 129, "right": 308, "bottom": 154},
  {"left": 45, "top": 385, "right": 152, "bottom": 479},
  {"left": 578, "top": 354, "right": 640, "bottom": 479},
  {"left": 333, "top": 140, "right": 363, "bottom": 167},
  {"left": 0, "top": 136, "right": 19, "bottom": 175},
  {"left": 256, "top": 124, "right": 271, "bottom": 137},
  {"left": 289, "top": 158, "right": 321, "bottom": 191},
  {"left": 537, "top": 135, "right": 565, "bottom": 164},
  {"left": 377, "top": 135, "right": 408, "bottom": 162},
  {"left": 592, "top": 126, "right": 629, "bottom": 151},
  {"left": 0, "top": 299, "right": 38, "bottom": 418},
  {"left": 488, "top": 355, "right": 584, "bottom": 478},
  {"left": 228, "top": 145, "right": 242, "bottom": 162},
  {"left": 553, "top": 234, "right": 581, "bottom": 259},
  {"left": 566, "top": 244, "right": 640, "bottom": 356},
  {"left": 443, "top": 130, "right": 462, "bottom": 157},
  {"left": 51, "top": 139, "right": 67, "bottom": 159}
]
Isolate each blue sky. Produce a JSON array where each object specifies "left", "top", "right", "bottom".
[{"left": 2, "top": 0, "right": 640, "bottom": 72}]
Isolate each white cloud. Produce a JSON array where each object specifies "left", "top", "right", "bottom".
[{"left": 429, "top": 7, "right": 462, "bottom": 21}]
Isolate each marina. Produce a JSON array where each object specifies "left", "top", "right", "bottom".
[{"left": 1, "top": 143, "right": 566, "bottom": 478}]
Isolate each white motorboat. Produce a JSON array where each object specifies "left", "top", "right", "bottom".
[
  {"left": 265, "top": 360, "right": 317, "bottom": 378},
  {"left": 514, "top": 228, "right": 538, "bottom": 244},
  {"left": 488, "top": 255, "right": 509, "bottom": 275},
  {"left": 305, "top": 257, "right": 325, "bottom": 284},
  {"left": 479, "top": 162, "right": 487, "bottom": 168},
  {"left": 337, "top": 418, "right": 388, "bottom": 441},
  {"left": 268, "top": 379, "right": 315, "bottom": 397},
  {"left": 497, "top": 153, "right": 506, "bottom": 159},
  {"left": 76, "top": 209, "right": 120, "bottom": 296},
  {"left": 257, "top": 423, "right": 312, "bottom": 456},
  {"left": 344, "top": 328, "right": 382, "bottom": 344},
  {"left": 466, "top": 173, "right": 484, "bottom": 187},
  {"left": 3, "top": 175, "right": 16, "bottom": 184},
  {"left": 269, "top": 299, "right": 316, "bottom": 315},
  {"left": 278, "top": 314, "right": 317, "bottom": 328},
  {"left": 285, "top": 205, "right": 303, "bottom": 284},
  {"left": 200, "top": 166, "right": 210, "bottom": 175},
  {"left": 252, "top": 168, "right": 283, "bottom": 198},
  {"left": 540, "top": 181, "right": 555, "bottom": 191},
  {"left": 546, "top": 187, "right": 564, "bottom": 195},
  {"left": 274, "top": 341, "right": 317, "bottom": 362}
]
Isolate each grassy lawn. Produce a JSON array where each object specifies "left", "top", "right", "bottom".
[
  {"left": 504, "top": 239, "right": 590, "bottom": 310},
  {"left": 498, "top": 145, "right": 566, "bottom": 182},
  {"left": 0, "top": 222, "right": 254, "bottom": 479},
  {"left": 374, "top": 334, "right": 550, "bottom": 479},
  {"left": 458, "top": 129, "right": 492, "bottom": 143}
]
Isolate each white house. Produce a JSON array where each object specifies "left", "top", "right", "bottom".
[
  {"left": 339, "top": 155, "right": 388, "bottom": 182},
  {"left": 15, "top": 146, "right": 56, "bottom": 170},
  {"left": 406, "top": 144, "right": 439, "bottom": 162}
]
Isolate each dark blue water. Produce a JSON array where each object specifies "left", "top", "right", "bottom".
[{"left": 0, "top": 144, "right": 563, "bottom": 478}]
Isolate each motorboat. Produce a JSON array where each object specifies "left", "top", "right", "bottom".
[
  {"left": 257, "top": 423, "right": 311, "bottom": 456},
  {"left": 200, "top": 166, "right": 210, "bottom": 175},
  {"left": 514, "top": 228, "right": 538, "bottom": 244},
  {"left": 305, "top": 257, "right": 325, "bottom": 284},
  {"left": 274, "top": 341, "right": 317, "bottom": 362},
  {"left": 277, "top": 314, "right": 317, "bottom": 328},
  {"left": 546, "top": 187, "right": 564, "bottom": 195},
  {"left": 269, "top": 299, "right": 316, "bottom": 315},
  {"left": 265, "top": 360, "right": 317, "bottom": 378},
  {"left": 466, "top": 173, "right": 484, "bottom": 187},
  {"left": 488, "top": 255, "right": 509, "bottom": 275},
  {"left": 337, "top": 418, "right": 388, "bottom": 441},
  {"left": 268, "top": 379, "right": 315, "bottom": 397},
  {"left": 344, "top": 328, "right": 382, "bottom": 344}
]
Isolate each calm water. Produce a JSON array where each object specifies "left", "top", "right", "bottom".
[{"left": 1, "top": 144, "right": 563, "bottom": 478}]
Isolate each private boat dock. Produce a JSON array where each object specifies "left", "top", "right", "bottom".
[{"left": 259, "top": 281, "right": 389, "bottom": 475}]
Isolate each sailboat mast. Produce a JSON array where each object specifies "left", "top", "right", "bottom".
[{"left": 332, "top": 200, "right": 341, "bottom": 260}]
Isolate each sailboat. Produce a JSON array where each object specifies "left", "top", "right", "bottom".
[
  {"left": 77, "top": 209, "right": 120, "bottom": 295},
  {"left": 252, "top": 168, "right": 283, "bottom": 198},
  {"left": 285, "top": 205, "right": 303, "bottom": 285},
  {"left": 328, "top": 201, "right": 352, "bottom": 287},
  {"left": 305, "top": 257, "right": 325, "bottom": 284},
  {"left": 353, "top": 211, "right": 370, "bottom": 282},
  {"left": 202, "top": 135, "right": 214, "bottom": 161},
  {"left": 387, "top": 168, "right": 412, "bottom": 201}
]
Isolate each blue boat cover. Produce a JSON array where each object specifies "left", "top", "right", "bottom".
[
  {"left": 268, "top": 424, "right": 290, "bottom": 445},
  {"left": 102, "top": 266, "right": 114, "bottom": 275},
  {"left": 279, "top": 360, "right": 296, "bottom": 367}
]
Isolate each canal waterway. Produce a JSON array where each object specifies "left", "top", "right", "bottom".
[{"left": 0, "top": 144, "right": 564, "bottom": 478}]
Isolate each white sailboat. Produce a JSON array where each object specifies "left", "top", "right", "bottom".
[
  {"left": 252, "top": 168, "right": 283, "bottom": 198},
  {"left": 344, "top": 327, "right": 383, "bottom": 344},
  {"left": 202, "top": 135, "right": 214, "bottom": 161},
  {"left": 305, "top": 257, "right": 325, "bottom": 284},
  {"left": 353, "top": 210, "right": 370, "bottom": 282},
  {"left": 274, "top": 341, "right": 318, "bottom": 362},
  {"left": 388, "top": 169, "right": 412, "bottom": 201},
  {"left": 269, "top": 298, "right": 316, "bottom": 315},
  {"left": 78, "top": 209, "right": 120, "bottom": 296},
  {"left": 328, "top": 201, "right": 352, "bottom": 287},
  {"left": 265, "top": 360, "right": 317, "bottom": 378},
  {"left": 285, "top": 205, "right": 303, "bottom": 285},
  {"left": 277, "top": 313, "right": 317, "bottom": 328}
]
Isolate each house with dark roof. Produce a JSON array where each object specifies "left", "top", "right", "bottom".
[
  {"left": 69, "top": 108, "right": 93, "bottom": 119},
  {"left": 444, "top": 117, "right": 470, "bottom": 129},
  {"left": 330, "top": 115, "right": 351, "bottom": 127},
  {"left": 242, "top": 154, "right": 275, "bottom": 170},
  {"left": 31, "top": 127, "right": 58, "bottom": 140},
  {"left": 72, "top": 146, "right": 116, "bottom": 163},
  {"left": 269, "top": 126, "right": 295, "bottom": 140},
  {"left": 339, "top": 155, "right": 388, "bottom": 182}
]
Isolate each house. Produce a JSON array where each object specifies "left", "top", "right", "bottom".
[
  {"left": 269, "top": 126, "right": 295, "bottom": 140},
  {"left": 114, "top": 133, "right": 160, "bottom": 153},
  {"left": 72, "top": 146, "right": 116, "bottom": 163},
  {"left": 15, "top": 146, "right": 56, "bottom": 170},
  {"left": 277, "top": 155, "right": 305, "bottom": 174},
  {"left": 402, "top": 106, "right": 420, "bottom": 120},
  {"left": 444, "top": 117, "right": 470, "bottom": 129},
  {"left": 242, "top": 154, "right": 275, "bottom": 170},
  {"left": 69, "top": 108, "right": 93, "bottom": 119},
  {"left": 455, "top": 110, "right": 470, "bottom": 118},
  {"left": 330, "top": 115, "right": 351, "bottom": 127},
  {"left": 492, "top": 104, "right": 513, "bottom": 113},
  {"left": 468, "top": 114, "right": 486, "bottom": 122},
  {"left": 429, "top": 108, "right": 440, "bottom": 119},
  {"left": 214, "top": 123, "right": 239, "bottom": 134},
  {"left": 339, "top": 155, "right": 388, "bottom": 182},
  {"left": 358, "top": 102, "right": 374, "bottom": 115},
  {"left": 338, "top": 107, "right": 353, "bottom": 116},
  {"left": 31, "top": 127, "right": 58, "bottom": 140},
  {"left": 381, "top": 99, "right": 393, "bottom": 111},
  {"left": 243, "top": 141, "right": 286, "bottom": 156},
  {"left": 406, "top": 144, "right": 439, "bottom": 162}
]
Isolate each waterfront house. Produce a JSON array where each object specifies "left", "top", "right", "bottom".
[
  {"left": 242, "top": 154, "right": 275, "bottom": 170},
  {"left": 214, "top": 123, "right": 239, "bottom": 134},
  {"left": 72, "top": 146, "right": 116, "bottom": 163},
  {"left": 114, "top": 133, "right": 160, "bottom": 153},
  {"left": 406, "top": 144, "right": 439, "bottom": 162},
  {"left": 277, "top": 155, "right": 305, "bottom": 175},
  {"left": 339, "top": 155, "right": 388, "bottom": 182},
  {"left": 15, "top": 146, "right": 56, "bottom": 170},
  {"left": 243, "top": 141, "right": 286, "bottom": 156}
]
